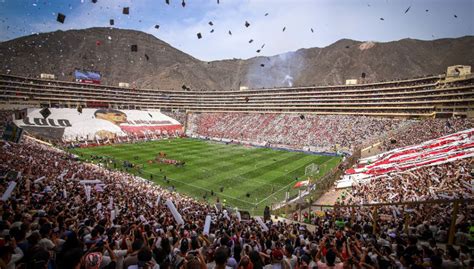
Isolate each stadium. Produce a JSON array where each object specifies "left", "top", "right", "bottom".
[{"left": 0, "top": 1, "right": 473, "bottom": 269}]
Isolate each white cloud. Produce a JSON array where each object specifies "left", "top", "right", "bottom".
[
  {"left": 2, "top": 0, "right": 472, "bottom": 61},
  {"left": 147, "top": 0, "right": 474, "bottom": 61},
  {"left": 155, "top": 0, "right": 328, "bottom": 61}
]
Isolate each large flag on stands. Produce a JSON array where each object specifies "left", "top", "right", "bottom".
[
  {"left": 293, "top": 180, "right": 310, "bottom": 188},
  {"left": 337, "top": 128, "right": 474, "bottom": 188},
  {"left": 2, "top": 123, "right": 23, "bottom": 143}
]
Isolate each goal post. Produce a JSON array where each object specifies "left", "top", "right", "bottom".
[{"left": 305, "top": 163, "right": 320, "bottom": 177}]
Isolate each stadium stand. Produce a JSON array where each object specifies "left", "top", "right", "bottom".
[
  {"left": 381, "top": 118, "right": 474, "bottom": 151},
  {"left": 0, "top": 136, "right": 473, "bottom": 269},
  {"left": 1, "top": 73, "right": 473, "bottom": 117},
  {"left": 161, "top": 110, "right": 188, "bottom": 128},
  {"left": 11, "top": 108, "right": 183, "bottom": 143},
  {"left": 187, "top": 113, "right": 409, "bottom": 153},
  {"left": 187, "top": 114, "right": 474, "bottom": 154},
  {"left": 0, "top": 110, "right": 13, "bottom": 136},
  {"left": 337, "top": 128, "right": 473, "bottom": 189},
  {"left": 348, "top": 158, "right": 472, "bottom": 203},
  {"left": 1, "top": 71, "right": 473, "bottom": 269}
]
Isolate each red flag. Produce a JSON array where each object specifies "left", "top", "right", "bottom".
[{"left": 293, "top": 180, "right": 310, "bottom": 189}]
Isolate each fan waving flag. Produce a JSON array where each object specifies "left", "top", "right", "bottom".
[{"left": 293, "top": 180, "right": 310, "bottom": 188}]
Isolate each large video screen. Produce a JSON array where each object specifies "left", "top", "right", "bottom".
[{"left": 74, "top": 70, "right": 101, "bottom": 84}]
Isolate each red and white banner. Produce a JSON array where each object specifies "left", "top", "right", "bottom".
[
  {"left": 120, "top": 124, "right": 182, "bottom": 134},
  {"left": 337, "top": 128, "right": 474, "bottom": 188},
  {"left": 14, "top": 108, "right": 183, "bottom": 142}
]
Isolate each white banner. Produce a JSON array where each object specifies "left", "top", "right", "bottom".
[
  {"left": 203, "top": 215, "right": 212, "bottom": 235},
  {"left": 108, "top": 197, "right": 113, "bottom": 209},
  {"left": 79, "top": 180, "right": 102, "bottom": 185},
  {"left": 111, "top": 210, "right": 116, "bottom": 222},
  {"left": 34, "top": 176, "right": 45, "bottom": 184},
  {"left": 1, "top": 181, "right": 17, "bottom": 201},
  {"left": 85, "top": 185, "right": 91, "bottom": 202},
  {"left": 255, "top": 216, "right": 269, "bottom": 231},
  {"left": 166, "top": 199, "right": 184, "bottom": 225}
]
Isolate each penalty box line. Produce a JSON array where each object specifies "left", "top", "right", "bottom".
[{"left": 254, "top": 157, "right": 337, "bottom": 206}]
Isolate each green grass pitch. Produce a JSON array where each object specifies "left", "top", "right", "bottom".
[{"left": 71, "top": 138, "right": 341, "bottom": 215}]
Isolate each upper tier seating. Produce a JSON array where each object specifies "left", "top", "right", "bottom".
[{"left": 1, "top": 73, "right": 473, "bottom": 117}]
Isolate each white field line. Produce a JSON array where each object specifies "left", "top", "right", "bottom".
[
  {"left": 255, "top": 180, "right": 297, "bottom": 206},
  {"left": 254, "top": 157, "right": 337, "bottom": 206},
  {"left": 84, "top": 140, "right": 337, "bottom": 208},
  {"left": 147, "top": 171, "right": 258, "bottom": 206}
]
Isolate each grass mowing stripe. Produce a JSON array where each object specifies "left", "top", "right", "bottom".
[
  {"left": 143, "top": 146, "right": 241, "bottom": 172},
  {"left": 163, "top": 148, "right": 263, "bottom": 177},
  {"left": 106, "top": 141, "right": 207, "bottom": 155},
  {"left": 99, "top": 141, "right": 232, "bottom": 167},
  {"left": 206, "top": 152, "right": 303, "bottom": 190},
  {"left": 234, "top": 155, "right": 320, "bottom": 200},
  {"left": 71, "top": 138, "right": 341, "bottom": 215},
  {"left": 165, "top": 148, "right": 272, "bottom": 181},
  {"left": 249, "top": 155, "right": 323, "bottom": 189},
  {"left": 176, "top": 152, "right": 310, "bottom": 202},
  {"left": 145, "top": 170, "right": 258, "bottom": 207},
  {"left": 253, "top": 155, "right": 339, "bottom": 205},
  {"left": 187, "top": 150, "right": 290, "bottom": 188}
]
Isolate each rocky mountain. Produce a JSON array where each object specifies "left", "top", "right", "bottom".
[{"left": 0, "top": 27, "right": 473, "bottom": 91}]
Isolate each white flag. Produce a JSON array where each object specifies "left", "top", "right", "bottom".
[
  {"left": 1, "top": 181, "right": 17, "bottom": 201},
  {"left": 236, "top": 210, "right": 241, "bottom": 222},
  {"left": 255, "top": 216, "right": 269, "bottom": 231},
  {"left": 108, "top": 197, "right": 113, "bottom": 209},
  {"left": 166, "top": 199, "right": 184, "bottom": 225},
  {"left": 85, "top": 185, "right": 91, "bottom": 202},
  {"left": 203, "top": 215, "right": 211, "bottom": 235},
  {"left": 34, "top": 176, "right": 45, "bottom": 184},
  {"left": 111, "top": 210, "right": 116, "bottom": 222}
]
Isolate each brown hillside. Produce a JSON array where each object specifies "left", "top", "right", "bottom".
[{"left": 0, "top": 27, "right": 473, "bottom": 90}]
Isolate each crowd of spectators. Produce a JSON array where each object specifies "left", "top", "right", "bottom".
[
  {"left": 0, "top": 105, "right": 473, "bottom": 269},
  {"left": 188, "top": 113, "right": 474, "bottom": 155},
  {"left": 1, "top": 133, "right": 473, "bottom": 268},
  {"left": 0, "top": 110, "right": 13, "bottom": 136},
  {"left": 1, "top": 137, "right": 214, "bottom": 269},
  {"left": 381, "top": 119, "right": 474, "bottom": 151},
  {"left": 161, "top": 111, "right": 187, "bottom": 127},
  {"left": 348, "top": 158, "right": 473, "bottom": 204},
  {"left": 187, "top": 113, "right": 409, "bottom": 153},
  {"left": 63, "top": 131, "right": 183, "bottom": 149},
  {"left": 334, "top": 160, "right": 473, "bottom": 248}
]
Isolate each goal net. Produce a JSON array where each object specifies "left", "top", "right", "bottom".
[{"left": 305, "top": 163, "right": 320, "bottom": 177}]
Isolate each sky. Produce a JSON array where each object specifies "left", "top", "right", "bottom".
[{"left": 0, "top": 0, "right": 472, "bottom": 61}]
